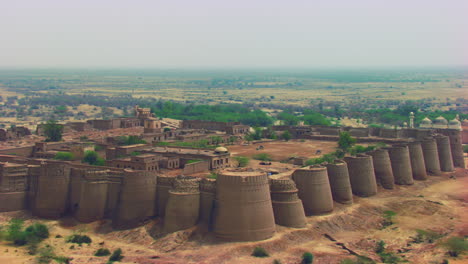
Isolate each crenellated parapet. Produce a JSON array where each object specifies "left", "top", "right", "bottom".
[
  {"left": 269, "top": 177, "right": 306, "bottom": 228},
  {"left": 172, "top": 175, "right": 200, "bottom": 194}
]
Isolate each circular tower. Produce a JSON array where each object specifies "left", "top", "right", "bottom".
[
  {"left": 164, "top": 176, "right": 200, "bottom": 233},
  {"left": 421, "top": 137, "right": 442, "bottom": 175},
  {"left": 213, "top": 170, "right": 276, "bottom": 241},
  {"left": 386, "top": 145, "right": 414, "bottom": 185},
  {"left": 435, "top": 135, "right": 454, "bottom": 172},
  {"left": 344, "top": 154, "right": 378, "bottom": 197},
  {"left": 269, "top": 177, "right": 306, "bottom": 228},
  {"left": 292, "top": 166, "right": 334, "bottom": 215},
  {"left": 325, "top": 160, "right": 353, "bottom": 204},
  {"left": 199, "top": 178, "right": 217, "bottom": 229},
  {"left": 156, "top": 175, "right": 175, "bottom": 217},
  {"left": 367, "top": 149, "right": 395, "bottom": 189},
  {"left": 407, "top": 142, "right": 427, "bottom": 180}
]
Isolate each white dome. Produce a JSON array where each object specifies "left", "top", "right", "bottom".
[
  {"left": 420, "top": 117, "right": 432, "bottom": 124},
  {"left": 433, "top": 116, "right": 448, "bottom": 125},
  {"left": 214, "top": 147, "right": 228, "bottom": 153}
]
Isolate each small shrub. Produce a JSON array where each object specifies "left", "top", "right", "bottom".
[
  {"left": 376, "top": 240, "right": 386, "bottom": 254},
  {"left": 443, "top": 236, "right": 468, "bottom": 257},
  {"left": 234, "top": 156, "right": 250, "bottom": 167},
  {"left": 95, "top": 248, "right": 111, "bottom": 256},
  {"left": 340, "top": 256, "right": 376, "bottom": 264},
  {"left": 109, "top": 248, "right": 124, "bottom": 262},
  {"left": 463, "top": 145, "right": 468, "bottom": 153},
  {"left": 208, "top": 172, "right": 218, "bottom": 179},
  {"left": 53, "top": 152, "right": 74, "bottom": 161},
  {"left": 273, "top": 259, "right": 282, "bottom": 264},
  {"left": 25, "top": 223, "right": 49, "bottom": 240},
  {"left": 66, "top": 234, "right": 92, "bottom": 245},
  {"left": 302, "top": 252, "right": 314, "bottom": 264},
  {"left": 251, "top": 247, "right": 269, "bottom": 258},
  {"left": 414, "top": 229, "right": 443, "bottom": 243}
]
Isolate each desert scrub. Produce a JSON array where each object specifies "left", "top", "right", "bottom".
[
  {"left": 66, "top": 234, "right": 92, "bottom": 245},
  {"left": 95, "top": 248, "right": 111, "bottom": 256},
  {"left": 301, "top": 252, "right": 314, "bottom": 264},
  {"left": 443, "top": 236, "right": 468, "bottom": 257},
  {"left": 412, "top": 229, "right": 443, "bottom": 243},
  {"left": 374, "top": 240, "right": 404, "bottom": 263},
  {"left": 381, "top": 210, "right": 396, "bottom": 228},
  {"left": 251, "top": 247, "right": 269, "bottom": 257},
  {"left": 0, "top": 219, "right": 49, "bottom": 250},
  {"left": 108, "top": 248, "right": 124, "bottom": 262},
  {"left": 234, "top": 156, "right": 250, "bottom": 167}
]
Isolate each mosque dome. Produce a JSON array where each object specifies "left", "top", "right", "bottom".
[
  {"left": 433, "top": 116, "right": 448, "bottom": 125},
  {"left": 449, "top": 119, "right": 461, "bottom": 126},
  {"left": 420, "top": 117, "right": 432, "bottom": 125},
  {"left": 214, "top": 147, "right": 229, "bottom": 153}
]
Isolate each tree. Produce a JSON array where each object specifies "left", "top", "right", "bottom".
[
  {"left": 43, "top": 120, "right": 63, "bottom": 142},
  {"left": 338, "top": 132, "right": 356, "bottom": 152},
  {"left": 281, "top": 130, "right": 292, "bottom": 141},
  {"left": 54, "top": 152, "right": 74, "bottom": 161},
  {"left": 302, "top": 252, "right": 314, "bottom": 264},
  {"left": 82, "top": 151, "right": 105, "bottom": 166}
]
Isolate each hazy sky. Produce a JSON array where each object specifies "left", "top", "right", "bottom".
[{"left": 1, "top": 0, "right": 467, "bottom": 68}]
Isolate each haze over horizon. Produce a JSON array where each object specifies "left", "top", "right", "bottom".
[{"left": 1, "top": 0, "right": 467, "bottom": 69}]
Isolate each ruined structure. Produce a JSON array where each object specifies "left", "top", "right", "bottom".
[
  {"left": 344, "top": 155, "right": 377, "bottom": 197},
  {"left": 435, "top": 135, "right": 454, "bottom": 172},
  {"left": 164, "top": 176, "right": 200, "bottom": 233},
  {"left": 269, "top": 177, "right": 306, "bottom": 228},
  {"left": 325, "top": 161, "right": 353, "bottom": 204},
  {"left": 407, "top": 142, "right": 428, "bottom": 180},
  {"left": 386, "top": 145, "right": 414, "bottom": 185},
  {"left": 213, "top": 171, "right": 276, "bottom": 241},
  {"left": 367, "top": 149, "right": 395, "bottom": 189},
  {"left": 292, "top": 166, "right": 334, "bottom": 215},
  {"left": 0, "top": 126, "right": 32, "bottom": 141},
  {"left": 421, "top": 137, "right": 442, "bottom": 175}
]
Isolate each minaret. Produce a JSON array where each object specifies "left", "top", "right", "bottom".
[{"left": 409, "top": 112, "right": 414, "bottom": 128}]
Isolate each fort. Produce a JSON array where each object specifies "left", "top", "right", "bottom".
[{"left": 0, "top": 109, "right": 466, "bottom": 242}]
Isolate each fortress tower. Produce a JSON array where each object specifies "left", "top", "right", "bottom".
[
  {"left": 213, "top": 170, "right": 276, "bottom": 241},
  {"left": 435, "top": 135, "right": 454, "bottom": 172},
  {"left": 386, "top": 145, "right": 414, "bottom": 185},
  {"left": 421, "top": 137, "right": 442, "bottom": 175},
  {"left": 367, "top": 149, "right": 395, "bottom": 189},
  {"left": 113, "top": 170, "right": 157, "bottom": 229},
  {"left": 156, "top": 175, "right": 175, "bottom": 217},
  {"left": 33, "top": 162, "right": 71, "bottom": 219},
  {"left": 292, "top": 166, "right": 334, "bottom": 215},
  {"left": 325, "top": 160, "right": 353, "bottom": 204},
  {"left": 199, "top": 178, "right": 216, "bottom": 228},
  {"left": 164, "top": 176, "right": 200, "bottom": 233},
  {"left": 72, "top": 169, "right": 109, "bottom": 223},
  {"left": 407, "top": 142, "right": 428, "bottom": 180},
  {"left": 344, "top": 154, "right": 377, "bottom": 197},
  {"left": 269, "top": 177, "right": 306, "bottom": 228}
]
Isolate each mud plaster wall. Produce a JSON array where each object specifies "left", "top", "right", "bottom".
[
  {"left": 421, "top": 138, "right": 442, "bottom": 175},
  {"left": 435, "top": 135, "right": 454, "bottom": 172},
  {"left": 344, "top": 155, "right": 378, "bottom": 197},
  {"left": 325, "top": 161, "right": 353, "bottom": 203},
  {"left": 75, "top": 181, "right": 108, "bottom": 223},
  {"left": 113, "top": 171, "right": 157, "bottom": 229},
  {"left": 199, "top": 178, "right": 216, "bottom": 228},
  {"left": 0, "top": 192, "right": 27, "bottom": 212},
  {"left": 156, "top": 176, "right": 175, "bottom": 217},
  {"left": 182, "top": 160, "right": 210, "bottom": 174},
  {"left": 270, "top": 178, "right": 306, "bottom": 228},
  {"left": 214, "top": 172, "right": 276, "bottom": 241},
  {"left": 437, "top": 129, "right": 465, "bottom": 168},
  {"left": 367, "top": 149, "right": 395, "bottom": 189},
  {"left": 387, "top": 145, "right": 414, "bottom": 185},
  {"left": 33, "top": 163, "right": 71, "bottom": 219},
  {"left": 292, "top": 167, "right": 334, "bottom": 216},
  {"left": 407, "top": 142, "right": 428, "bottom": 181},
  {"left": 164, "top": 177, "right": 200, "bottom": 233}
]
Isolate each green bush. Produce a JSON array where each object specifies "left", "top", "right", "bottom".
[
  {"left": 53, "top": 152, "right": 74, "bottom": 161},
  {"left": 414, "top": 229, "right": 442, "bottom": 243},
  {"left": 234, "top": 156, "right": 250, "bottom": 167},
  {"left": 109, "top": 248, "right": 124, "bottom": 262},
  {"left": 463, "top": 145, "right": 468, "bottom": 153},
  {"left": 95, "top": 248, "right": 111, "bottom": 256},
  {"left": 66, "top": 234, "right": 92, "bottom": 245},
  {"left": 340, "top": 256, "right": 376, "bottom": 264},
  {"left": 2, "top": 219, "right": 49, "bottom": 247},
  {"left": 116, "top": 135, "right": 147, "bottom": 146},
  {"left": 443, "top": 236, "right": 468, "bottom": 257},
  {"left": 338, "top": 132, "right": 356, "bottom": 152},
  {"left": 273, "top": 259, "right": 282, "bottom": 264},
  {"left": 251, "top": 247, "right": 269, "bottom": 258},
  {"left": 25, "top": 223, "right": 49, "bottom": 240},
  {"left": 302, "top": 252, "right": 314, "bottom": 264},
  {"left": 82, "top": 151, "right": 105, "bottom": 166},
  {"left": 253, "top": 153, "right": 273, "bottom": 161}
]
